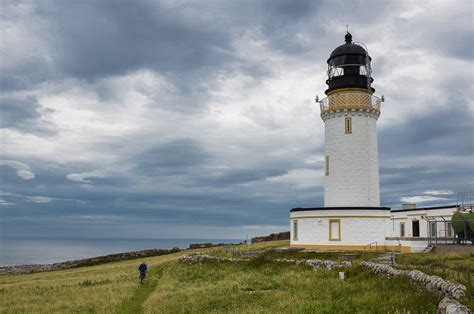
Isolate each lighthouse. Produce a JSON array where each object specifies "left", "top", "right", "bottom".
[
  {"left": 319, "top": 32, "right": 384, "bottom": 207},
  {"left": 289, "top": 32, "right": 389, "bottom": 251},
  {"left": 289, "top": 33, "right": 461, "bottom": 253}
]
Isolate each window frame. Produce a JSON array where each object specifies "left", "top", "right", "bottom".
[
  {"left": 345, "top": 117, "right": 352, "bottom": 134},
  {"left": 325, "top": 155, "right": 329, "bottom": 176},
  {"left": 293, "top": 220, "right": 298, "bottom": 241},
  {"left": 328, "top": 219, "right": 341, "bottom": 241},
  {"left": 430, "top": 222, "right": 438, "bottom": 238},
  {"left": 446, "top": 222, "right": 453, "bottom": 237},
  {"left": 400, "top": 222, "right": 405, "bottom": 237},
  {"left": 412, "top": 220, "right": 420, "bottom": 237}
]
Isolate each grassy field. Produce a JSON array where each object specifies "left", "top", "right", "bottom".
[
  {"left": 395, "top": 252, "right": 474, "bottom": 309},
  {"left": 0, "top": 241, "right": 469, "bottom": 313}
]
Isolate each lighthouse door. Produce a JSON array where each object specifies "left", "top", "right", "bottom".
[{"left": 412, "top": 220, "right": 420, "bottom": 237}]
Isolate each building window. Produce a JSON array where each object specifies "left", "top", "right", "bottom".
[
  {"left": 329, "top": 219, "right": 341, "bottom": 241},
  {"left": 446, "top": 222, "right": 453, "bottom": 237},
  {"left": 412, "top": 220, "right": 420, "bottom": 237},
  {"left": 345, "top": 117, "right": 352, "bottom": 134},
  {"left": 325, "top": 155, "right": 329, "bottom": 176},
  {"left": 293, "top": 220, "right": 298, "bottom": 241},
  {"left": 400, "top": 222, "right": 405, "bottom": 237},
  {"left": 430, "top": 222, "right": 437, "bottom": 237}
]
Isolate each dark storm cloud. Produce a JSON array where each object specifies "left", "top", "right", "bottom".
[
  {"left": 379, "top": 104, "right": 473, "bottom": 157},
  {"left": 35, "top": 1, "right": 233, "bottom": 82},
  {"left": 0, "top": 96, "right": 55, "bottom": 135},
  {"left": 379, "top": 103, "right": 474, "bottom": 208},
  {"left": 134, "top": 139, "right": 210, "bottom": 176},
  {"left": 199, "top": 167, "right": 288, "bottom": 186},
  {"left": 0, "top": 0, "right": 473, "bottom": 240}
]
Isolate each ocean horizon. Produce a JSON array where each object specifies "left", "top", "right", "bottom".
[{"left": 0, "top": 237, "right": 245, "bottom": 267}]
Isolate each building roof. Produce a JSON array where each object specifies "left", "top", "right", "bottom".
[
  {"left": 390, "top": 205, "right": 460, "bottom": 213},
  {"left": 290, "top": 205, "right": 460, "bottom": 213},
  {"left": 328, "top": 32, "right": 369, "bottom": 60},
  {"left": 290, "top": 207, "right": 391, "bottom": 212}
]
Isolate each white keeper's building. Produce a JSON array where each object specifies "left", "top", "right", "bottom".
[{"left": 289, "top": 33, "right": 459, "bottom": 253}]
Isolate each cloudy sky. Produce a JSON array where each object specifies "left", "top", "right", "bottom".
[{"left": 1, "top": 0, "right": 473, "bottom": 239}]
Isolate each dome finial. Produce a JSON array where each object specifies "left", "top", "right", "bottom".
[{"left": 345, "top": 29, "right": 352, "bottom": 44}]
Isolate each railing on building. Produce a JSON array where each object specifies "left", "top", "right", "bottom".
[
  {"left": 364, "top": 241, "right": 378, "bottom": 252},
  {"left": 317, "top": 93, "right": 384, "bottom": 114},
  {"left": 422, "top": 216, "right": 456, "bottom": 245}
]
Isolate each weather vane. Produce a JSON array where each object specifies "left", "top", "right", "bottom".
[{"left": 346, "top": 24, "right": 349, "bottom": 33}]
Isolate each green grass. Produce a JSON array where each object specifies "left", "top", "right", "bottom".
[
  {"left": 395, "top": 252, "right": 474, "bottom": 309},
  {"left": 117, "top": 264, "right": 164, "bottom": 313},
  {"left": 0, "top": 241, "right": 467, "bottom": 313},
  {"left": 142, "top": 257, "right": 438, "bottom": 313}
]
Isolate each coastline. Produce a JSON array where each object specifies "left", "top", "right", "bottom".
[
  {"left": 0, "top": 247, "right": 182, "bottom": 275},
  {"left": 0, "top": 237, "right": 245, "bottom": 267},
  {"left": 0, "top": 240, "right": 248, "bottom": 275}
]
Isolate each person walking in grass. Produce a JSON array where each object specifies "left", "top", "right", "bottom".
[{"left": 138, "top": 262, "right": 147, "bottom": 284}]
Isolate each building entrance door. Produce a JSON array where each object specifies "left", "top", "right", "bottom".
[{"left": 412, "top": 220, "right": 420, "bottom": 237}]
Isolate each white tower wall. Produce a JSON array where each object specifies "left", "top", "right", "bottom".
[{"left": 324, "top": 110, "right": 380, "bottom": 207}]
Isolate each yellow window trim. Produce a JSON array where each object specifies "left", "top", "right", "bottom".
[
  {"left": 328, "top": 219, "right": 341, "bottom": 241},
  {"left": 293, "top": 219, "right": 298, "bottom": 241},
  {"left": 325, "top": 155, "right": 329, "bottom": 176},
  {"left": 345, "top": 117, "right": 352, "bottom": 134}
]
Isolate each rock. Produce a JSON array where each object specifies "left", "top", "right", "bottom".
[
  {"left": 437, "top": 297, "right": 471, "bottom": 314},
  {"left": 426, "top": 283, "right": 439, "bottom": 293},
  {"left": 361, "top": 261, "right": 468, "bottom": 302}
]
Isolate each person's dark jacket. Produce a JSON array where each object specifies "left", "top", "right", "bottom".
[{"left": 139, "top": 263, "right": 147, "bottom": 273}]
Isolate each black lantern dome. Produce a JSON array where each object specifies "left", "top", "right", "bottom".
[{"left": 325, "top": 32, "right": 374, "bottom": 95}]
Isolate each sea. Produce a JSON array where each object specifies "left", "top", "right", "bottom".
[{"left": 0, "top": 237, "right": 245, "bottom": 267}]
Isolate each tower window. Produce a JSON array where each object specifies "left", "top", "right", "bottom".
[
  {"left": 430, "top": 222, "right": 437, "bottom": 237},
  {"left": 293, "top": 220, "right": 298, "bottom": 241},
  {"left": 325, "top": 155, "right": 329, "bottom": 176},
  {"left": 446, "top": 222, "right": 453, "bottom": 237},
  {"left": 329, "top": 219, "right": 341, "bottom": 241},
  {"left": 345, "top": 117, "right": 352, "bottom": 134}
]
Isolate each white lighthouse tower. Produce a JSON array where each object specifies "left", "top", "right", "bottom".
[
  {"left": 319, "top": 32, "right": 384, "bottom": 207},
  {"left": 290, "top": 33, "right": 459, "bottom": 253},
  {"left": 289, "top": 32, "right": 388, "bottom": 251}
]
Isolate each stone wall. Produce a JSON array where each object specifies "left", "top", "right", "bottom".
[
  {"left": 251, "top": 231, "right": 290, "bottom": 243},
  {"left": 179, "top": 254, "right": 351, "bottom": 270},
  {"left": 361, "top": 261, "right": 467, "bottom": 300}
]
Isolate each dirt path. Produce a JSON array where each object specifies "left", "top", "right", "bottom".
[{"left": 116, "top": 264, "right": 165, "bottom": 313}]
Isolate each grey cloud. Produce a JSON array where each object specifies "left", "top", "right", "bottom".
[
  {"left": 133, "top": 139, "right": 210, "bottom": 176},
  {"left": 0, "top": 96, "right": 55, "bottom": 135},
  {"left": 0, "top": 160, "right": 35, "bottom": 180},
  {"left": 0, "top": 0, "right": 472, "bottom": 240},
  {"left": 35, "top": 1, "right": 234, "bottom": 82},
  {"left": 379, "top": 104, "right": 473, "bottom": 157}
]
